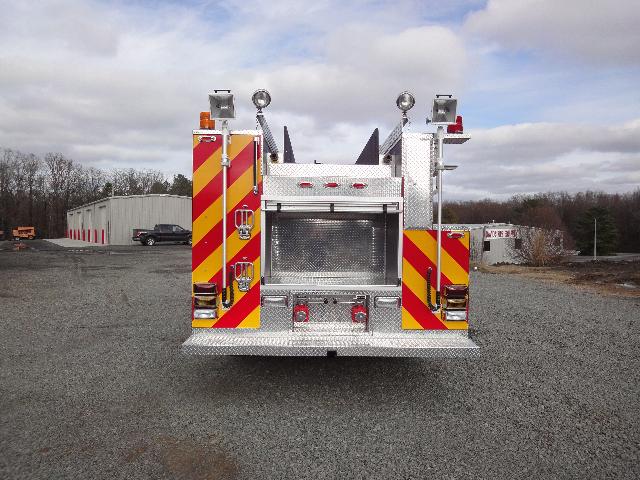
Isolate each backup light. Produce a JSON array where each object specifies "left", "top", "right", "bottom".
[
  {"left": 193, "top": 309, "right": 217, "bottom": 319},
  {"left": 431, "top": 95, "right": 457, "bottom": 124},
  {"left": 252, "top": 89, "right": 272, "bottom": 110},
  {"left": 396, "top": 91, "right": 415, "bottom": 113}
]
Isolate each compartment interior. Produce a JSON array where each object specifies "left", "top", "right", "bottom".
[{"left": 263, "top": 211, "right": 399, "bottom": 286}]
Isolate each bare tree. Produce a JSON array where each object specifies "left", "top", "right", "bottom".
[{"left": 508, "top": 227, "right": 565, "bottom": 267}]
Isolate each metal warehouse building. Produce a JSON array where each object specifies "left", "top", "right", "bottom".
[{"left": 66, "top": 195, "right": 191, "bottom": 245}]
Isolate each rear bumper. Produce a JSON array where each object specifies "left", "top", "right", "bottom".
[{"left": 181, "top": 331, "right": 479, "bottom": 357}]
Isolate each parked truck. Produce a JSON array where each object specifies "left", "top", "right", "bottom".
[
  {"left": 132, "top": 224, "right": 192, "bottom": 246},
  {"left": 182, "top": 89, "right": 478, "bottom": 357}
]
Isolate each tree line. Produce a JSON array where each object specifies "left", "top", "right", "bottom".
[
  {"left": 0, "top": 148, "right": 192, "bottom": 239},
  {"left": 443, "top": 190, "right": 640, "bottom": 255}
]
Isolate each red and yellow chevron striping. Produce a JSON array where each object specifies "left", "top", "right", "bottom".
[
  {"left": 401, "top": 229, "right": 470, "bottom": 330},
  {"left": 191, "top": 132, "right": 262, "bottom": 329}
]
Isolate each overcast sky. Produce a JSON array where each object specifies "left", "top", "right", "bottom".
[{"left": 0, "top": 0, "right": 638, "bottom": 199}]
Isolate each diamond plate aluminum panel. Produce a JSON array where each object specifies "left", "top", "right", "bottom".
[
  {"left": 181, "top": 330, "right": 479, "bottom": 357},
  {"left": 269, "top": 214, "right": 386, "bottom": 281},
  {"left": 267, "top": 163, "right": 393, "bottom": 178},
  {"left": 263, "top": 176, "right": 402, "bottom": 197},
  {"left": 443, "top": 133, "right": 470, "bottom": 144},
  {"left": 256, "top": 287, "right": 402, "bottom": 333},
  {"left": 402, "top": 132, "right": 434, "bottom": 229},
  {"left": 380, "top": 120, "right": 405, "bottom": 156}
]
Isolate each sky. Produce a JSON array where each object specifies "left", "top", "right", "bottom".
[{"left": 0, "top": 0, "right": 638, "bottom": 199}]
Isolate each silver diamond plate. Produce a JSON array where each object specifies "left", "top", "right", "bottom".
[
  {"left": 443, "top": 133, "right": 470, "bottom": 144},
  {"left": 269, "top": 214, "right": 389, "bottom": 284},
  {"left": 402, "top": 132, "right": 434, "bottom": 229},
  {"left": 257, "top": 288, "right": 402, "bottom": 333},
  {"left": 267, "top": 163, "right": 394, "bottom": 178},
  {"left": 263, "top": 176, "right": 401, "bottom": 197},
  {"left": 380, "top": 120, "right": 405, "bottom": 157},
  {"left": 181, "top": 330, "right": 479, "bottom": 357}
]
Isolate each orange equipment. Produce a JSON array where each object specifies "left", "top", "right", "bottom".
[{"left": 12, "top": 226, "right": 36, "bottom": 240}]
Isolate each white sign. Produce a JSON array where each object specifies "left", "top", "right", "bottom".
[{"left": 484, "top": 228, "right": 519, "bottom": 240}]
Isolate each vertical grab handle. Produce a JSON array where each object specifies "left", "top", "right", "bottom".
[{"left": 253, "top": 137, "right": 259, "bottom": 195}]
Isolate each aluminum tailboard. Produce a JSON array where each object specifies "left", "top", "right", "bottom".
[{"left": 181, "top": 330, "right": 479, "bottom": 357}]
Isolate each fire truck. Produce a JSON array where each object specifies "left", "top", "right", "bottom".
[{"left": 182, "top": 89, "right": 479, "bottom": 357}]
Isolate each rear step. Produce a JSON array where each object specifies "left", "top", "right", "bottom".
[{"left": 182, "top": 331, "right": 479, "bottom": 357}]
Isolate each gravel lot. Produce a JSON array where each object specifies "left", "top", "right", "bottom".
[{"left": 1, "top": 241, "right": 639, "bottom": 479}]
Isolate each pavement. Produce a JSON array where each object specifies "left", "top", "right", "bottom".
[
  {"left": 1, "top": 243, "right": 638, "bottom": 479},
  {"left": 43, "top": 238, "right": 106, "bottom": 248}
]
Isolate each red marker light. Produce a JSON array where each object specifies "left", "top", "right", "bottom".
[
  {"left": 351, "top": 182, "right": 367, "bottom": 189},
  {"left": 351, "top": 305, "right": 368, "bottom": 323},
  {"left": 324, "top": 182, "right": 339, "bottom": 188},
  {"left": 293, "top": 304, "right": 310, "bottom": 322},
  {"left": 298, "top": 181, "right": 313, "bottom": 188},
  {"left": 447, "top": 115, "right": 463, "bottom": 134}
]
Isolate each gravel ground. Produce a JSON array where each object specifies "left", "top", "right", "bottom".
[{"left": 1, "top": 241, "right": 639, "bottom": 479}]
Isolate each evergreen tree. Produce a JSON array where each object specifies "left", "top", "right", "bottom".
[
  {"left": 576, "top": 206, "right": 618, "bottom": 256},
  {"left": 169, "top": 174, "right": 192, "bottom": 196}
]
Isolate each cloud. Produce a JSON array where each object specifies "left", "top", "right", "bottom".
[
  {"left": 0, "top": 0, "right": 637, "bottom": 202},
  {"left": 0, "top": 0, "right": 468, "bottom": 174},
  {"left": 447, "top": 120, "right": 640, "bottom": 199},
  {"left": 464, "top": 0, "right": 640, "bottom": 65}
]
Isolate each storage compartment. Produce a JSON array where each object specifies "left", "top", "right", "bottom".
[{"left": 263, "top": 210, "right": 400, "bottom": 286}]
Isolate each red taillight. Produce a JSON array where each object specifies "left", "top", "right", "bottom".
[
  {"left": 293, "top": 304, "right": 309, "bottom": 322},
  {"left": 351, "top": 305, "right": 368, "bottom": 323},
  {"left": 194, "top": 282, "right": 218, "bottom": 295},
  {"left": 351, "top": 182, "right": 367, "bottom": 189},
  {"left": 298, "top": 181, "right": 313, "bottom": 188},
  {"left": 447, "top": 115, "right": 463, "bottom": 134},
  {"left": 444, "top": 284, "right": 468, "bottom": 299},
  {"left": 323, "top": 182, "right": 339, "bottom": 188},
  {"left": 447, "top": 231, "right": 464, "bottom": 239}
]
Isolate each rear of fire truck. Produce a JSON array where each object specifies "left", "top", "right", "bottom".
[{"left": 182, "top": 89, "right": 479, "bottom": 357}]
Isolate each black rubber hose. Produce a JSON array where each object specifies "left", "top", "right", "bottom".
[
  {"left": 221, "top": 268, "right": 234, "bottom": 308},
  {"left": 426, "top": 267, "right": 439, "bottom": 311}
]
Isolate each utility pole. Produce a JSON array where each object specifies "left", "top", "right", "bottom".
[{"left": 593, "top": 217, "right": 597, "bottom": 261}]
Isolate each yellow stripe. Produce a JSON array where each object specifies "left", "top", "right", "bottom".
[
  {"left": 192, "top": 257, "right": 261, "bottom": 328},
  {"left": 422, "top": 233, "right": 468, "bottom": 284},
  {"left": 237, "top": 305, "right": 261, "bottom": 328},
  {"left": 192, "top": 318, "right": 216, "bottom": 328},
  {"left": 192, "top": 207, "right": 260, "bottom": 282},
  {"left": 214, "top": 257, "right": 260, "bottom": 320},
  {"left": 192, "top": 135, "right": 253, "bottom": 198},
  {"left": 401, "top": 306, "right": 425, "bottom": 330},
  {"left": 192, "top": 150, "right": 221, "bottom": 196},
  {"left": 404, "top": 229, "right": 429, "bottom": 252},
  {"left": 192, "top": 167, "right": 257, "bottom": 245}
]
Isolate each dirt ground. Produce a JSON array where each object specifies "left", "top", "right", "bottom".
[{"left": 481, "top": 259, "right": 640, "bottom": 297}]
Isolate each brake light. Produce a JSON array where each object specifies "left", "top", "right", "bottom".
[
  {"left": 193, "top": 282, "right": 218, "bottom": 319},
  {"left": 293, "top": 304, "right": 309, "bottom": 322},
  {"left": 194, "top": 283, "right": 217, "bottom": 295},
  {"left": 442, "top": 284, "right": 468, "bottom": 315},
  {"left": 298, "top": 181, "right": 313, "bottom": 188},
  {"left": 351, "top": 305, "right": 368, "bottom": 323}
]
